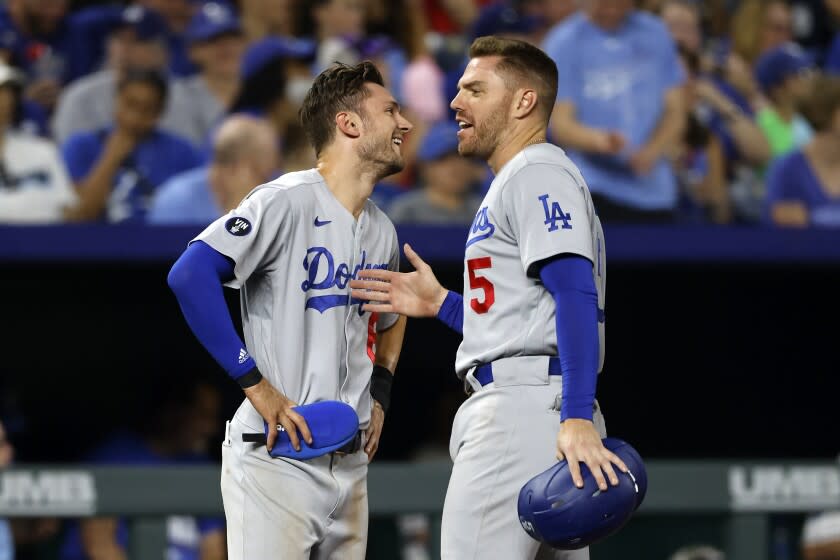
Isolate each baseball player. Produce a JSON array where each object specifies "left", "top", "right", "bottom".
[
  {"left": 350, "top": 37, "right": 627, "bottom": 559},
  {"left": 167, "top": 61, "right": 410, "bottom": 559}
]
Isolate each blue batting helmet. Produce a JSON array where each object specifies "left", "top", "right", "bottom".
[{"left": 517, "top": 437, "right": 647, "bottom": 550}]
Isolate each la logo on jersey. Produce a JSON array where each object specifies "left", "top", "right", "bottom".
[
  {"left": 300, "top": 247, "right": 388, "bottom": 313},
  {"left": 465, "top": 207, "right": 495, "bottom": 248},
  {"left": 538, "top": 194, "right": 572, "bottom": 232},
  {"left": 225, "top": 217, "right": 252, "bottom": 236}
]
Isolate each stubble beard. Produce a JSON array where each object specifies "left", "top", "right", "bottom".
[
  {"left": 457, "top": 104, "right": 510, "bottom": 161},
  {"left": 358, "top": 132, "right": 405, "bottom": 182}
]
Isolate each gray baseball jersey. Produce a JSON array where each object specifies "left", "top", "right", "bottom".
[
  {"left": 194, "top": 169, "right": 399, "bottom": 429},
  {"left": 455, "top": 143, "right": 606, "bottom": 379}
]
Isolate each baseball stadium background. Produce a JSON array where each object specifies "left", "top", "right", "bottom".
[{"left": 1, "top": 0, "right": 840, "bottom": 559}]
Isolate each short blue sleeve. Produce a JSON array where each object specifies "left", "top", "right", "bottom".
[
  {"left": 763, "top": 151, "right": 803, "bottom": 223},
  {"left": 61, "top": 132, "right": 102, "bottom": 183}
]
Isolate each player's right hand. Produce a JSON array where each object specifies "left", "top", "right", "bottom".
[
  {"left": 243, "top": 379, "right": 312, "bottom": 452},
  {"left": 557, "top": 418, "right": 628, "bottom": 492},
  {"left": 349, "top": 243, "right": 448, "bottom": 318}
]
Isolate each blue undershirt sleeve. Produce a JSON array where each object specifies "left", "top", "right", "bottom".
[
  {"left": 538, "top": 254, "right": 599, "bottom": 421},
  {"left": 435, "top": 290, "right": 464, "bottom": 334},
  {"left": 167, "top": 241, "right": 257, "bottom": 380}
]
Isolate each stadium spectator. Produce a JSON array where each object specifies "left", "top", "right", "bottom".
[
  {"left": 755, "top": 42, "right": 815, "bottom": 159},
  {"left": 179, "top": 2, "right": 246, "bottom": 140},
  {"left": 304, "top": 0, "right": 367, "bottom": 72},
  {"left": 0, "top": 63, "right": 76, "bottom": 224},
  {"left": 59, "top": 375, "right": 225, "bottom": 560},
  {"left": 673, "top": 48, "right": 730, "bottom": 223},
  {"left": 240, "top": 0, "right": 295, "bottom": 40},
  {"left": 802, "top": 511, "right": 840, "bottom": 559},
  {"left": 731, "top": 0, "right": 793, "bottom": 64},
  {"left": 148, "top": 115, "right": 279, "bottom": 225},
  {"left": 62, "top": 69, "right": 202, "bottom": 223},
  {"left": 228, "top": 37, "right": 314, "bottom": 145},
  {"left": 764, "top": 75, "right": 840, "bottom": 227},
  {"left": 137, "top": 0, "right": 198, "bottom": 77},
  {"left": 519, "top": 0, "right": 578, "bottom": 43},
  {"left": 387, "top": 120, "right": 483, "bottom": 224},
  {"left": 52, "top": 5, "right": 219, "bottom": 147},
  {"left": 0, "top": 0, "right": 75, "bottom": 108},
  {"left": 544, "top": 0, "right": 686, "bottom": 223}
]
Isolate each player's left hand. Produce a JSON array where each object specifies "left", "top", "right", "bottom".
[
  {"left": 365, "top": 400, "right": 386, "bottom": 461},
  {"left": 557, "top": 418, "right": 628, "bottom": 491},
  {"left": 629, "top": 146, "right": 659, "bottom": 176}
]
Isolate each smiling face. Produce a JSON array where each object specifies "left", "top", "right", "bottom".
[
  {"left": 450, "top": 56, "right": 513, "bottom": 161},
  {"left": 356, "top": 82, "right": 412, "bottom": 179}
]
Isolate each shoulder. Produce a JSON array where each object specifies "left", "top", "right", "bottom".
[
  {"left": 158, "top": 167, "right": 208, "bottom": 197},
  {"left": 508, "top": 145, "right": 583, "bottom": 187},
  {"left": 366, "top": 197, "right": 398, "bottom": 235},
  {"left": 543, "top": 13, "right": 586, "bottom": 50},
  {"left": 62, "top": 129, "right": 101, "bottom": 152},
  {"left": 63, "top": 71, "right": 112, "bottom": 97},
  {"left": 629, "top": 10, "right": 669, "bottom": 36},
  {"left": 6, "top": 132, "right": 58, "bottom": 156},
  {"left": 241, "top": 170, "right": 322, "bottom": 210},
  {"left": 152, "top": 129, "right": 199, "bottom": 151},
  {"left": 768, "top": 150, "right": 805, "bottom": 179}
]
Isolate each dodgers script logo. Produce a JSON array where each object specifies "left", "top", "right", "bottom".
[
  {"left": 465, "top": 207, "right": 495, "bottom": 248},
  {"left": 301, "top": 247, "right": 388, "bottom": 313}
]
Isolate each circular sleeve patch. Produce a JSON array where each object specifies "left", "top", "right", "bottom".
[{"left": 225, "top": 217, "right": 252, "bottom": 236}]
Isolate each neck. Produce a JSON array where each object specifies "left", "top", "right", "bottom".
[
  {"left": 487, "top": 125, "right": 547, "bottom": 174},
  {"left": 774, "top": 98, "right": 796, "bottom": 122},
  {"left": 317, "top": 150, "right": 377, "bottom": 218}
]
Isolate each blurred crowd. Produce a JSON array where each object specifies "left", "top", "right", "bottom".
[{"left": 0, "top": 0, "right": 835, "bottom": 228}]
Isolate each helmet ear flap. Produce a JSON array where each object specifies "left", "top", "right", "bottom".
[{"left": 517, "top": 438, "right": 647, "bottom": 550}]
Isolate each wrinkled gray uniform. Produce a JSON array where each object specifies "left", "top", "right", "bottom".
[
  {"left": 443, "top": 144, "right": 608, "bottom": 560},
  {"left": 194, "top": 169, "right": 399, "bottom": 560}
]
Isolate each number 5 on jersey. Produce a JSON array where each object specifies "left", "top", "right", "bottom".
[{"left": 467, "top": 257, "right": 495, "bottom": 314}]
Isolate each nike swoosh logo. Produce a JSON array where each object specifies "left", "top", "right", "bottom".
[{"left": 314, "top": 217, "right": 332, "bottom": 227}]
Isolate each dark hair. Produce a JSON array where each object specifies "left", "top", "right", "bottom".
[
  {"left": 117, "top": 68, "right": 168, "bottom": 109},
  {"left": 230, "top": 58, "right": 288, "bottom": 114},
  {"left": 468, "top": 36, "right": 559, "bottom": 123},
  {"left": 678, "top": 44, "right": 701, "bottom": 76},
  {"left": 298, "top": 61, "right": 384, "bottom": 156},
  {"left": 800, "top": 75, "right": 840, "bottom": 132}
]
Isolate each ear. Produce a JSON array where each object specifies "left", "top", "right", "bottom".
[
  {"left": 336, "top": 111, "right": 361, "bottom": 139},
  {"left": 513, "top": 89, "right": 539, "bottom": 119}
]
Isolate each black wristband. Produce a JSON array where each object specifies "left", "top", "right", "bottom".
[
  {"left": 370, "top": 365, "right": 393, "bottom": 413},
  {"left": 236, "top": 367, "right": 263, "bottom": 389}
]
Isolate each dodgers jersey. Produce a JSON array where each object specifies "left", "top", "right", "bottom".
[
  {"left": 456, "top": 143, "right": 606, "bottom": 378},
  {"left": 194, "top": 169, "right": 399, "bottom": 428}
]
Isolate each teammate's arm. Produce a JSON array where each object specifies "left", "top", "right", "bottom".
[
  {"left": 539, "top": 255, "right": 628, "bottom": 492},
  {"left": 168, "top": 241, "right": 312, "bottom": 452},
  {"left": 364, "top": 315, "right": 407, "bottom": 460}
]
